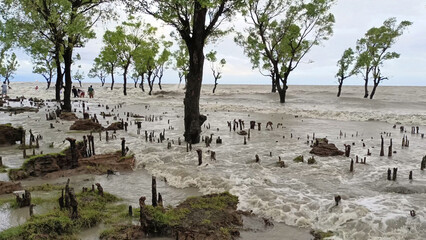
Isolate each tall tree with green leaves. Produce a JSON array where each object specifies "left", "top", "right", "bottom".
[
  {"left": 98, "top": 41, "right": 119, "bottom": 90},
  {"left": 123, "top": 0, "right": 244, "bottom": 143},
  {"left": 206, "top": 50, "right": 226, "bottom": 93},
  {"left": 355, "top": 18, "right": 412, "bottom": 99},
  {"left": 236, "top": 0, "right": 335, "bottom": 103},
  {"left": 4, "top": 0, "right": 113, "bottom": 111},
  {"left": 335, "top": 48, "right": 356, "bottom": 97}
]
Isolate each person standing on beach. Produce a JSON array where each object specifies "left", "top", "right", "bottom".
[
  {"left": 88, "top": 85, "right": 94, "bottom": 98},
  {"left": 1, "top": 81, "right": 8, "bottom": 97},
  {"left": 72, "top": 86, "right": 78, "bottom": 98}
]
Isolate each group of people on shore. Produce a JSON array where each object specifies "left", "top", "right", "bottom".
[{"left": 72, "top": 85, "right": 94, "bottom": 98}]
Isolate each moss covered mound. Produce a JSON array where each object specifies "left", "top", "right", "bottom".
[
  {"left": 0, "top": 190, "right": 121, "bottom": 240},
  {"left": 0, "top": 124, "right": 24, "bottom": 146},
  {"left": 101, "top": 192, "right": 242, "bottom": 240}
]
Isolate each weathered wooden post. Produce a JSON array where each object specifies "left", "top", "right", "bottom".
[
  {"left": 350, "top": 159, "right": 354, "bottom": 172},
  {"left": 0, "top": 156, "right": 2, "bottom": 167},
  {"left": 69, "top": 188, "right": 78, "bottom": 219},
  {"left": 186, "top": 143, "right": 189, "bottom": 152},
  {"left": 158, "top": 193, "right": 163, "bottom": 208},
  {"left": 66, "top": 138, "right": 78, "bottom": 169},
  {"left": 96, "top": 183, "right": 104, "bottom": 196},
  {"left": 250, "top": 121, "right": 256, "bottom": 129},
  {"left": 244, "top": 137, "right": 247, "bottom": 145},
  {"left": 216, "top": 137, "right": 222, "bottom": 144},
  {"left": 167, "top": 142, "right": 172, "bottom": 149},
  {"left": 211, "top": 151, "right": 216, "bottom": 161},
  {"left": 388, "top": 139, "right": 393, "bottom": 157},
  {"left": 258, "top": 123, "right": 261, "bottom": 131},
  {"left": 421, "top": 156, "right": 426, "bottom": 170},
  {"left": 129, "top": 205, "right": 133, "bottom": 217},
  {"left": 121, "top": 138, "right": 126, "bottom": 157},
  {"left": 255, "top": 154, "right": 260, "bottom": 163},
  {"left": 380, "top": 135, "right": 384, "bottom": 156},
  {"left": 409, "top": 171, "right": 413, "bottom": 180},
  {"left": 29, "top": 204, "right": 35, "bottom": 217},
  {"left": 152, "top": 176, "right": 157, "bottom": 207},
  {"left": 345, "top": 145, "right": 351, "bottom": 157},
  {"left": 387, "top": 168, "right": 392, "bottom": 181},
  {"left": 89, "top": 135, "right": 95, "bottom": 156},
  {"left": 392, "top": 168, "right": 398, "bottom": 181},
  {"left": 334, "top": 195, "right": 341, "bottom": 206},
  {"left": 196, "top": 149, "right": 203, "bottom": 166}
]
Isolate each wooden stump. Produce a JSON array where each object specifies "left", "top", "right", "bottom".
[{"left": 152, "top": 176, "right": 157, "bottom": 207}]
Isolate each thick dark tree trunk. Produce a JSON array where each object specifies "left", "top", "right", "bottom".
[
  {"left": 63, "top": 47, "right": 73, "bottom": 112},
  {"left": 275, "top": 69, "right": 287, "bottom": 103},
  {"left": 337, "top": 81, "right": 343, "bottom": 97},
  {"left": 364, "top": 79, "right": 369, "bottom": 98},
  {"left": 101, "top": 80, "right": 105, "bottom": 87},
  {"left": 370, "top": 82, "right": 379, "bottom": 99},
  {"left": 147, "top": 72, "right": 154, "bottom": 95},
  {"left": 54, "top": 49, "right": 63, "bottom": 102},
  {"left": 184, "top": 43, "right": 206, "bottom": 143}
]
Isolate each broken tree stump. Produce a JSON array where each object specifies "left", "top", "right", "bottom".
[
  {"left": 16, "top": 190, "right": 31, "bottom": 208},
  {"left": 152, "top": 176, "right": 157, "bottom": 207},
  {"left": 380, "top": 135, "right": 384, "bottom": 156},
  {"left": 96, "top": 183, "right": 104, "bottom": 197},
  {"left": 197, "top": 149, "right": 203, "bottom": 166}
]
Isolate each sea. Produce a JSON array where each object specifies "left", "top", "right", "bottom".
[{"left": 1, "top": 82, "right": 426, "bottom": 240}]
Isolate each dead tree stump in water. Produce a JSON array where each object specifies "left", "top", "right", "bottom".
[
  {"left": 388, "top": 139, "right": 393, "bottom": 157},
  {"left": 387, "top": 168, "right": 392, "bottom": 181},
  {"left": 380, "top": 135, "right": 384, "bottom": 156},
  {"left": 211, "top": 151, "right": 216, "bottom": 161},
  {"left": 69, "top": 188, "right": 78, "bottom": 219},
  {"left": 128, "top": 205, "right": 133, "bottom": 217},
  {"left": 197, "top": 149, "right": 203, "bottom": 166},
  {"left": 350, "top": 159, "right": 354, "bottom": 172},
  {"left": 334, "top": 195, "right": 341, "bottom": 206},
  {"left": 255, "top": 154, "right": 260, "bottom": 163},
  {"left": 66, "top": 138, "right": 78, "bottom": 169},
  {"left": 152, "top": 176, "right": 157, "bottom": 207},
  {"left": 121, "top": 138, "right": 126, "bottom": 157},
  {"left": 158, "top": 193, "right": 163, "bottom": 208},
  {"left": 250, "top": 121, "right": 256, "bottom": 129},
  {"left": 244, "top": 137, "right": 247, "bottom": 145},
  {"left": 96, "top": 183, "right": 104, "bottom": 197},
  {"left": 409, "top": 171, "right": 413, "bottom": 180},
  {"left": 16, "top": 190, "right": 31, "bottom": 208},
  {"left": 421, "top": 156, "right": 426, "bottom": 170},
  {"left": 139, "top": 196, "right": 149, "bottom": 232},
  {"left": 59, "top": 189, "right": 64, "bottom": 210},
  {"left": 216, "top": 137, "right": 222, "bottom": 144},
  {"left": 345, "top": 145, "right": 351, "bottom": 157},
  {"left": 258, "top": 123, "right": 261, "bottom": 131},
  {"left": 392, "top": 168, "right": 398, "bottom": 181}
]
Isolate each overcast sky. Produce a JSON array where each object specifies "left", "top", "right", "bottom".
[{"left": 11, "top": 0, "right": 426, "bottom": 86}]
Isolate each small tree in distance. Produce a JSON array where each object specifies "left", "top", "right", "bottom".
[
  {"left": 206, "top": 50, "right": 226, "bottom": 94},
  {"left": 335, "top": 48, "right": 356, "bottom": 97}
]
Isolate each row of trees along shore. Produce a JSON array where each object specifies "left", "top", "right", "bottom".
[{"left": 0, "top": 0, "right": 412, "bottom": 143}]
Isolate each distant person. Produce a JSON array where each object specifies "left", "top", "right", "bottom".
[
  {"left": 88, "top": 85, "right": 94, "bottom": 98},
  {"left": 35, "top": 86, "right": 39, "bottom": 90},
  {"left": 72, "top": 86, "right": 78, "bottom": 98},
  {"left": 1, "top": 81, "right": 7, "bottom": 97}
]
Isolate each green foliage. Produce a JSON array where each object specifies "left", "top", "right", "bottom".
[
  {"left": 0, "top": 190, "right": 122, "bottom": 240},
  {"left": 0, "top": 226, "right": 24, "bottom": 240},
  {"left": 236, "top": 0, "right": 335, "bottom": 101},
  {"left": 186, "top": 191, "right": 238, "bottom": 210},
  {"left": 0, "top": 52, "right": 18, "bottom": 84},
  {"left": 336, "top": 48, "right": 356, "bottom": 83},
  {"left": 145, "top": 205, "right": 190, "bottom": 227},
  {"left": 355, "top": 17, "right": 412, "bottom": 95},
  {"left": 26, "top": 183, "right": 64, "bottom": 192}
]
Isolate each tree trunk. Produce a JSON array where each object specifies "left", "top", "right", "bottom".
[
  {"left": 184, "top": 43, "right": 206, "bottom": 143},
  {"left": 370, "top": 82, "right": 379, "bottom": 99},
  {"left": 271, "top": 76, "right": 276, "bottom": 93},
  {"left": 140, "top": 75, "right": 145, "bottom": 92},
  {"left": 101, "top": 80, "right": 105, "bottom": 87},
  {"left": 123, "top": 66, "right": 128, "bottom": 96},
  {"left": 275, "top": 68, "right": 287, "bottom": 103},
  {"left": 337, "top": 80, "right": 343, "bottom": 97},
  {"left": 62, "top": 47, "right": 73, "bottom": 112},
  {"left": 147, "top": 71, "right": 154, "bottom": 95},
  {"left": 158, "top": 79, "right": 162, "bottom": 90},
  {"left": 213, "top": 79, "right": 218, "bottom": 93},
  {"left": 46, "top": 80, "right": 51, "bottom": 90},
  {"left": 364, "top": 79, "right": 369, "bottom": 98},
  {"left": 110, "top": 70, "right": 115, "bottom": 90},
  {"left": 54, "top": 48, "right": 62, "bottom": 102}
]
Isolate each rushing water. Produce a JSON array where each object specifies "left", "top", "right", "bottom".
[{"left": 1, "top": 82, "right": 426, "bottom": 239}]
